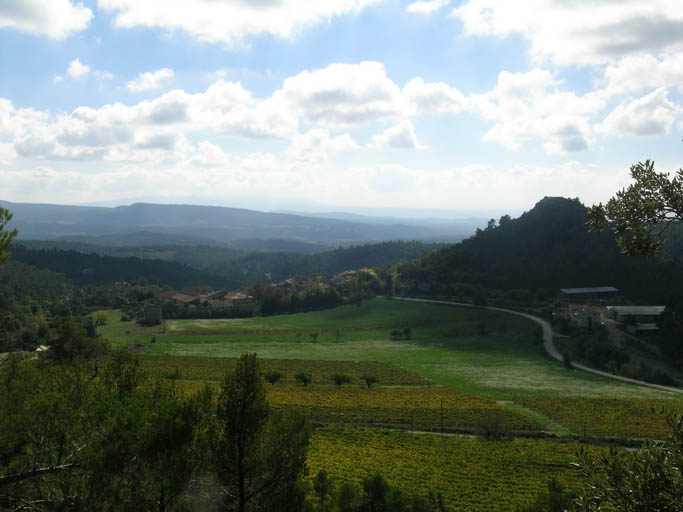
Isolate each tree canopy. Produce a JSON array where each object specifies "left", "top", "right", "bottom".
[
  {"left": 588, "top": 160, "right": 683, "bottom": 257},
  {"left": 0, "top": 207, "right": 17, "bottom": 264}
]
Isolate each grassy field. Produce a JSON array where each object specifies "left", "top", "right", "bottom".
[
  {"left": 97, "top": 301, "right": 682, "bottom": 402},
  {"left": 307, "top": 426, "right": 603, "bottom": 511},
  {"left": 94, "top": 299, "right": 682, "bottom": 508}
]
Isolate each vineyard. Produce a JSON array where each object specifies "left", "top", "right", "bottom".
[
  {"left": 307, "top": 426, "right": 602, "bottom": 511},
  {"left": 138, "top": 354, "right": 431, "bottom": 386},
  {"left": 92, "top": 299, "right": 683, "bottom": 510},
  {"left": 519, "top": 397, "right": 683, "bottom": 438},
  {"left": 267, "top": 385, "right": 541, "bottom": 431}
]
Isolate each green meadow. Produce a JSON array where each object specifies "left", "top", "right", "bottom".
[
  {"left": 92, "top": 298, "right": 683, "bottom": 507},
  {"left": 98, "top": 299, "right": 681, "bottom": 402}
]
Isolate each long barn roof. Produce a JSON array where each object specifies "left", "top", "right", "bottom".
[{"left": 560, "top": 286, "right": 619, "bottom": 294}]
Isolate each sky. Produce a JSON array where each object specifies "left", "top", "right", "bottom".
[{"left": 0, "top": 0, "right": 682, "bottom": 216}]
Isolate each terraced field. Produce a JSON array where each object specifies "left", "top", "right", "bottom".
[
  {"left": 520, "top": 397, "right": 683, "bottom": 438},
  {"left": 95, "top": 299, "right": 683, "bottom": 509},
  {"left": 307, "top": 426, "right": 603, "bottom": 511},
  {"left": 139, "top": 354, "right": 431, "bottom": 386},
  {"left": 176, "top": 378, "right": 543, "bottom": 432}
]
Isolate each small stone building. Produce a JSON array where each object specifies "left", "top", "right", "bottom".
[{"left": 563, "top": 304, "right": 601, "bottom": 329}]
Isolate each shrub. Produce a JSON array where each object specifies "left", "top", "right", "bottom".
[
  {"left": 165, "top": 367, "right": 181, "bottom": 380},
  {"left": 265, "top": 371, "right": 283, "bottom": 385},
  {"left": 475, "top": 412, "right": 507, "bottom": 440},
  {"left": 362, "top": 375, "right": 378, "bottom": 388},
  {"left": 332, "top": 374, "right": 351, "bottom": 388},
  {"left": 294, "top": 372, "right": 312, "bottom": 387}
]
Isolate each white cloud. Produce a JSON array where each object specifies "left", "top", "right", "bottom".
[
  {"left": 0, "top": 142, "right": 17, "bottom": 164},
  {"left": 0, "top": 0, "right": 93, "bottom": 39},
  {"left": 450, "top": 0, "right": 683, "bottom": 67},
  {"left": 402, "top": 77, "right": 468, "bottom": 115},
  {"left": 287, "top": 128, "right": 359, "bottom": 163},
  {"left": 99, "top": 0, "right": 381, "bottom": 45},
  {"left": 0, "top": 77, "right": 298, "bottom": 165},
  {"left": 371, "top": 120, "right": 425, "bottom": 150},
  {"left": 66, "top": 59, "right": 90, "bottom": 80},
  {"left": 598, "top": 88, "right": 682, "bottom": 136},
  {"left": 272, "top": 61, "right": 406, "bottom": 129},
  {"left": 470, "top": 69, "right": 604, "bottom": 154},
  {"left": 126, "top": 68, "right": 175, "bottom": 92},
  {"left": 601, "top": 53, "right": 683, "bottom": 96},
  {"left": 406, "top": 0, "right": 450, "bottom": 15}
]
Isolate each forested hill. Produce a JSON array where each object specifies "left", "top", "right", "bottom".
[
  {"left": 10, "top": 241, "right": 440, "bottom": 289},
  {"left": 9, "top": 245, "right": 233, "bottom": 290},
  {"left": 397, "top": 197, "right": 683, "bottom": 303},
  {"left": 206, "top": 241, "right": 442, "bottom": 285}
]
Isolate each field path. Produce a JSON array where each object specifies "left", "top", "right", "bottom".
[{"left": 390, "top": 297, "right": 683, "bottom": 395}]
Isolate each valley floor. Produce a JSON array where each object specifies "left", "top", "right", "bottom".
[{"left": 97, "top": 299, "right": 683, "bottom": 509}]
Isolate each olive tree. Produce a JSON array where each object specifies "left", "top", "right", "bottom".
[{"left": 588, "top": 160, "right": 683, "bottom": 256}]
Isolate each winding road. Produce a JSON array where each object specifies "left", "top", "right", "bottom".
[{"left": 391, "top": 297, "right": 683, "bottom": 395}]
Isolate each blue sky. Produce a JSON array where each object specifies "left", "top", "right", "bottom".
[{"left": 1, "top": 0, "right": 682, "bottom": 215}]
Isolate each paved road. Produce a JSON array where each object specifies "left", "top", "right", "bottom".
[{"left": 390, "top": 297, "right": 683, "bottom": 395}]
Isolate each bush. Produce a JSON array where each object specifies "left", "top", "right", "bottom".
[
  {"left": 362, "top": 375, "right": 378, "bottom": 388},
  {"left": 265, "top": 371, "right": 283, "bottom": 385},
  {"left": 332, "top": 374, "right": 351, "bottom": 388},
  {"left": 475, "top": 412, "right": 507, "bottom": 440},
  {"left": 390, "top": 329, "right": 403, "bottom": 340},
  {"left": 294, "top": 372, "right": 312, "bottom": 387},
  {"left": 165, "top": 367, "right": 181, "bottom": 380}
]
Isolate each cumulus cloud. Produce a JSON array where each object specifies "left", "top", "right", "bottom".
[
  {"left": 0, "top": 0, "right": 93, "bottom": 39},
  {"left": 406, "top": 0, "right": 450, "bottom": 15},
  {"left": 0, "top": 143, "right": 17, "bottom": 164},
  {"left": 98, "top": 0, "right": 381, "bottom": 45},
  {"left": 601, "top": 53, "right": 683, "bottom": 96},
  {"left": 287, "top": 128, "right": 359, "bottom": 163},
  {"left": 371, "top": 120, "right": 425, "bottom": 150},
  {"left": 126, "top": 68, "right": 174, "bottom": 92},
  {"left": 450, "top": 0, "right": 683, "bottom": 67},
  {"left": 66, "top": 59, "right": 90, "bottom": 80},
  {"left": 0, "top": 77, "right": 299, "bottom": 166},
  {"left": 470, "top": 69, "right": 604, "bottom": 154},
  {"left": 598, "top": 88, "right": 682, "bottom": 136},
  {"left": 272, "top": 61, "right": 406, "bottom": 129},
  {"left": 402, "top": 77, "right": 468, "bottom": 115}
]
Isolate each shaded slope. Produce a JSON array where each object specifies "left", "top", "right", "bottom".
[{"left": 397, "top": 197, "right": 683, "bottom": 302}]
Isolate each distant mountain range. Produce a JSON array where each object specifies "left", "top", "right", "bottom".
[{"left": 1, "top": 200, "right": 476, "bottom": 247}]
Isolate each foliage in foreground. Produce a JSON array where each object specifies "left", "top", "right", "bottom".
[
  {"left": 588, "top": 160, "right": 683, "bottom": 257},
  {"left": 572, "top": 412, "right": 683, "bottom": 511},
  {"left": 0, "top": 352, "right": 311, "bottom": 512}
]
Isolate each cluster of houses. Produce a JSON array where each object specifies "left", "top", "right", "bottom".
[
  {"left": 270, "top": 268, "right": 376, "bottom": 293},
  {"left": 171, "top": 289, "right": 256, "bottom": 312},
  {"left": 557, "top": 286, "right": 665, "bottom": 335}
]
